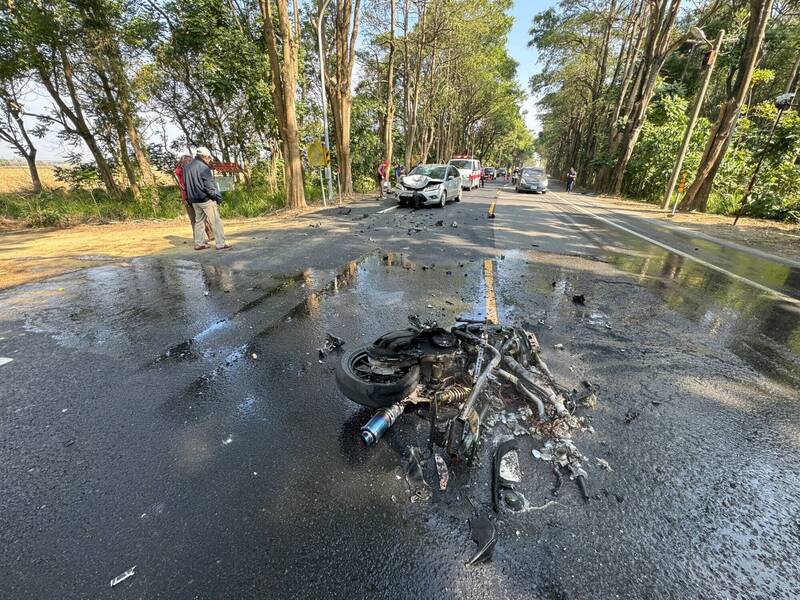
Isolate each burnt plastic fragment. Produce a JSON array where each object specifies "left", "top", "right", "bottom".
[{"left": 466, "top": 513, "right": 497, "bottom": 566}]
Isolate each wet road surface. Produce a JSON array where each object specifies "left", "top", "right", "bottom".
[{"left": 1, "top": 181, "right": 799, "bottom": 599}]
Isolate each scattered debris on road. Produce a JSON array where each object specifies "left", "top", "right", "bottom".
[
  {"left": 110, "top": 566, "right": 136, "bottom": 587},
  {"left": 317, "top": 333, "right": 346, "bottom": 360}
]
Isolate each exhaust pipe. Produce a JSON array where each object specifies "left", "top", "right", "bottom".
[{"left": 361, "top": 402, "right": 405, "bottom": 445}]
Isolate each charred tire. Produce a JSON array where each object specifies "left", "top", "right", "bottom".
[{"left": 335, "top": 346, "right": 420, "bottom": 408}]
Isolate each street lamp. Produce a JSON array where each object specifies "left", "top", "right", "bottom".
[
  {"left": 732, "top": 92, "right": 796, "bottom": 225},
  {"left": 662, "top": 28, "right": 725, "bottom": 213},
  {"left": 315, "top": 0, "right": 335, "bottom": 204}
]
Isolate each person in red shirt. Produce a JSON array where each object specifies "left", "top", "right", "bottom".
[
  {"left": 376, "top": 160, "right": 388, "bottom": 198},
  {"left": 174, "top": 155, "right": 213, "bottom": 243}
]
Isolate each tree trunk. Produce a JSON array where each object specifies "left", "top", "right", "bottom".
[
  {"left": 35, "top": 50, "right": 119, "bottom": 194},
  {"left": 679, "top": 0, "right": 775, "bottom": 212},
  {"left": 403, "top": 0, "right": 427, "bottom": 170},
  {"left": 323, "top": 0, "right": 360, "bottom": 197},
  {"left": 97, "top": 69, "right": 141, "bottom": 199},
  {"left": 1, "top": 95, "right": 43, "bottom": 194},
  {"left": 260, "top": 0, "right": 306, "bottom": 209},
  {"left": 26, "top": 151, "right": 43, "bottom": 194},
  {"left": 606, "top": 0, "right": 683, "bottom": 196},
  {"left": 109, "top": 42, "right": 157, "bottom": 186},
  {"left": 383, "top": 0, "right": 396, "bottom": 166}
]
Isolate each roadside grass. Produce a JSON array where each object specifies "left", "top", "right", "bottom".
[{"left": 0, "top": 180, "right": 331, "bottom": 228}]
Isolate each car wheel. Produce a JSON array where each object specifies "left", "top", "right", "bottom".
[
  {"left": 439, "top": 190, "right": 447, "bottom": 208},
  {"left": 455, "top": 188, "right": 462, "bottom": 202},
  {"left": 335, "top": 346, "right": 421, "bottom": 408}
]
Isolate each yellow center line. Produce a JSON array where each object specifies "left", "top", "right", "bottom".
[{"left": 483, "top": 259, "right": 498, "bottom": 324}]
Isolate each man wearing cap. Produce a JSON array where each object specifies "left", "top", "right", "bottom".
[{"left": 183, "top": 147, "right": 231, "bottom": 250}]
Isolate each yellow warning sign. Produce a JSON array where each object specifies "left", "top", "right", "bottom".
[{"left": 308, "top": 141, "right": 329, "bottom": 167}]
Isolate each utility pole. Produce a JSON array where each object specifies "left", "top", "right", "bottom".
[
  {"left": 315, "top": 0, "right": 335, "bottom": 203},
  {"left": 663, "top": 28, "right": 724, "bottom": 212}
]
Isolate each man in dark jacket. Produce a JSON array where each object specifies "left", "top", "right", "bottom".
[{"left": 183, "top": 147, "right": 230, "bottom": 250}]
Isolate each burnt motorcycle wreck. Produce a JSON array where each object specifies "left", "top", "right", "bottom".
[
  {"left": 335, "top": 317, "right": 599, "bottom": 564},
  {"left": 335, "top": 317, "right": 591, "bottom": 461}
]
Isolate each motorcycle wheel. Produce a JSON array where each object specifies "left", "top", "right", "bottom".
[{"left": 335, "top": 346, "right": 421, "bottom": 408}]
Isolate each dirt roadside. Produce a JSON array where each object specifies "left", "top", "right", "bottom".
[
  {"left": 0, "top": 196, "right": 378, "bottom": 290},
  {"left": 573, "top": 191, "right": 800, "bottom": 263}
]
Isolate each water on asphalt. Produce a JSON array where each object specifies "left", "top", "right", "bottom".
[{"left": 1, "top": 186, "right": 799, "bottom": 599}]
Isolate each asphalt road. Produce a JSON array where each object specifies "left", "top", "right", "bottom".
[{"left": 1, "top": 181, "right": 799, "bottom": 599}]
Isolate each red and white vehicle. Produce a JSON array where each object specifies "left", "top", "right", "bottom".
[{"left": 448, "top": 156, "right": 482, "bottom": 191}]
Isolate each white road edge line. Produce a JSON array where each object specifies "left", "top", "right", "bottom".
[
  {"left": 0, "top": 357, "right": 13, "bottom": 367},
  {"left": 551, "top": 191, "right": 800, "bottom": 307},
  {"left": 377, "top": 205, "right": 398, "bottom": 214}
]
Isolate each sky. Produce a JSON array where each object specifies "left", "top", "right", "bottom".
[
  {"left": 1, "top": 0, "right": 555, "bottom": 161},
  {"left": 507, "top": 0, "right": 554, "bottom": 133}
]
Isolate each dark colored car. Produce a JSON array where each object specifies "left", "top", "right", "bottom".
[
  {"left": 515, "top": 167, "right": 548, "bottom": 194},
  {"left": 483, "top": 167, "right": 496, "bottom": 181}
]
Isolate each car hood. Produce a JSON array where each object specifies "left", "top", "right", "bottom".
[{"left": 401, "top": 174, "right": 442, "bottom": 190}]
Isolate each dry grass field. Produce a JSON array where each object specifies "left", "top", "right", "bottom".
[{"left": 0, "top": 165, "right": 62, "bottom": 194}]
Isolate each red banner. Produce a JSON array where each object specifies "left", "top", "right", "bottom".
[{"left": 211, "top": 162, "right": 243, "bottom": 173}]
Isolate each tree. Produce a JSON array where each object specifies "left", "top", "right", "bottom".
[
  {"left": 259, "top": 0, "right": 306, "bottom": 209},
  {"left": 679, "top": 0, "right": 775, "bottom": 211},
  {"left": 321, "top": 0, "right": 361, "bottom": 197},
  {"left": 0, "top": 87, "right": 43, "bottom": 193},
  {"left": 383, "top": 0, "right": 397, "bottom": 166},
  {"left": 7, "top": 0, "right": 121, "bottom": 194}
]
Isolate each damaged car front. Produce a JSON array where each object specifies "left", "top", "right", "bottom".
[{"left": 397, "top": 164, "right": 460, "bottom": 208}]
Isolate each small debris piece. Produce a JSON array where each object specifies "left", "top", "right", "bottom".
[
  {"left": 434, "top": 453, "right": 449, "bottom": 491},
  {"left": 503, "top": 490, "right": 525, "bottom": 511},
  {"left": 553, "top": 343, "right": 564, "bottom": 350},
  {"left": 325, "top": 333, "right": 345, "bottom": 350},
  {"left": 572, "top": 294, "right": 586, "bottom": 305},
  {"left": 624, "top": 411, "right": 639, "bottom": 424},
  {"left": 435, "top": 220, "right": 444, "bottom": 227},
  {"left": 222, "top": 436, "right": 233, "bottom": 445},
  {"left": 404, "top": 447, "right": 430, "bottom": 502},
  {"left": 499, "top": 450, "right": 522, "bottom": 483},
  {"left": 450, "top": 221, "right": 458, "bottom": 228},
  {"left": 110, "top": 566, "right": 136, "bottom": 587},
  {"left": 596, "top": 457, "right": 613, "bottom": 471},
  {"left": 203, "top": 291, "right": 210, "bottom": 297},
  {"left": 466, "top": 513, "right": 497, "bottom": 566},
  {"left": 251, "top": 353, "right": 259, "bottom": 360},
  {"left": 63, "top": 439, "right": 75, "bottom": 447}
]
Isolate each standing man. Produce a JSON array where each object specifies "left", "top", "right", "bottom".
[
  {"left": 174, "top": 155, "right": 214, "bottom": 243},
  {"left": 566, "top": 167, "right": 577, "bottom": 192},
  {"left": 183, "top": 147, "right": 231, "bottom": 250},
  {"left": 377, "top": 160, "right": 388, "bottom": 198}
]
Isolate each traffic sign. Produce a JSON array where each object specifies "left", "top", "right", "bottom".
[{"left": 308, "top": 141, "right": 330, "bottom": 167}]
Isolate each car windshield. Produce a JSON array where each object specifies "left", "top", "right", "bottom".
[
  {"left": 522, "top": 168, "right": 544, "bottom": 178},
  {"left": 449, "top": 160, "right": 473, "bottom": 170},
  {"left": 410, "top": 165, "right": 447, "bottom": 180}
]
